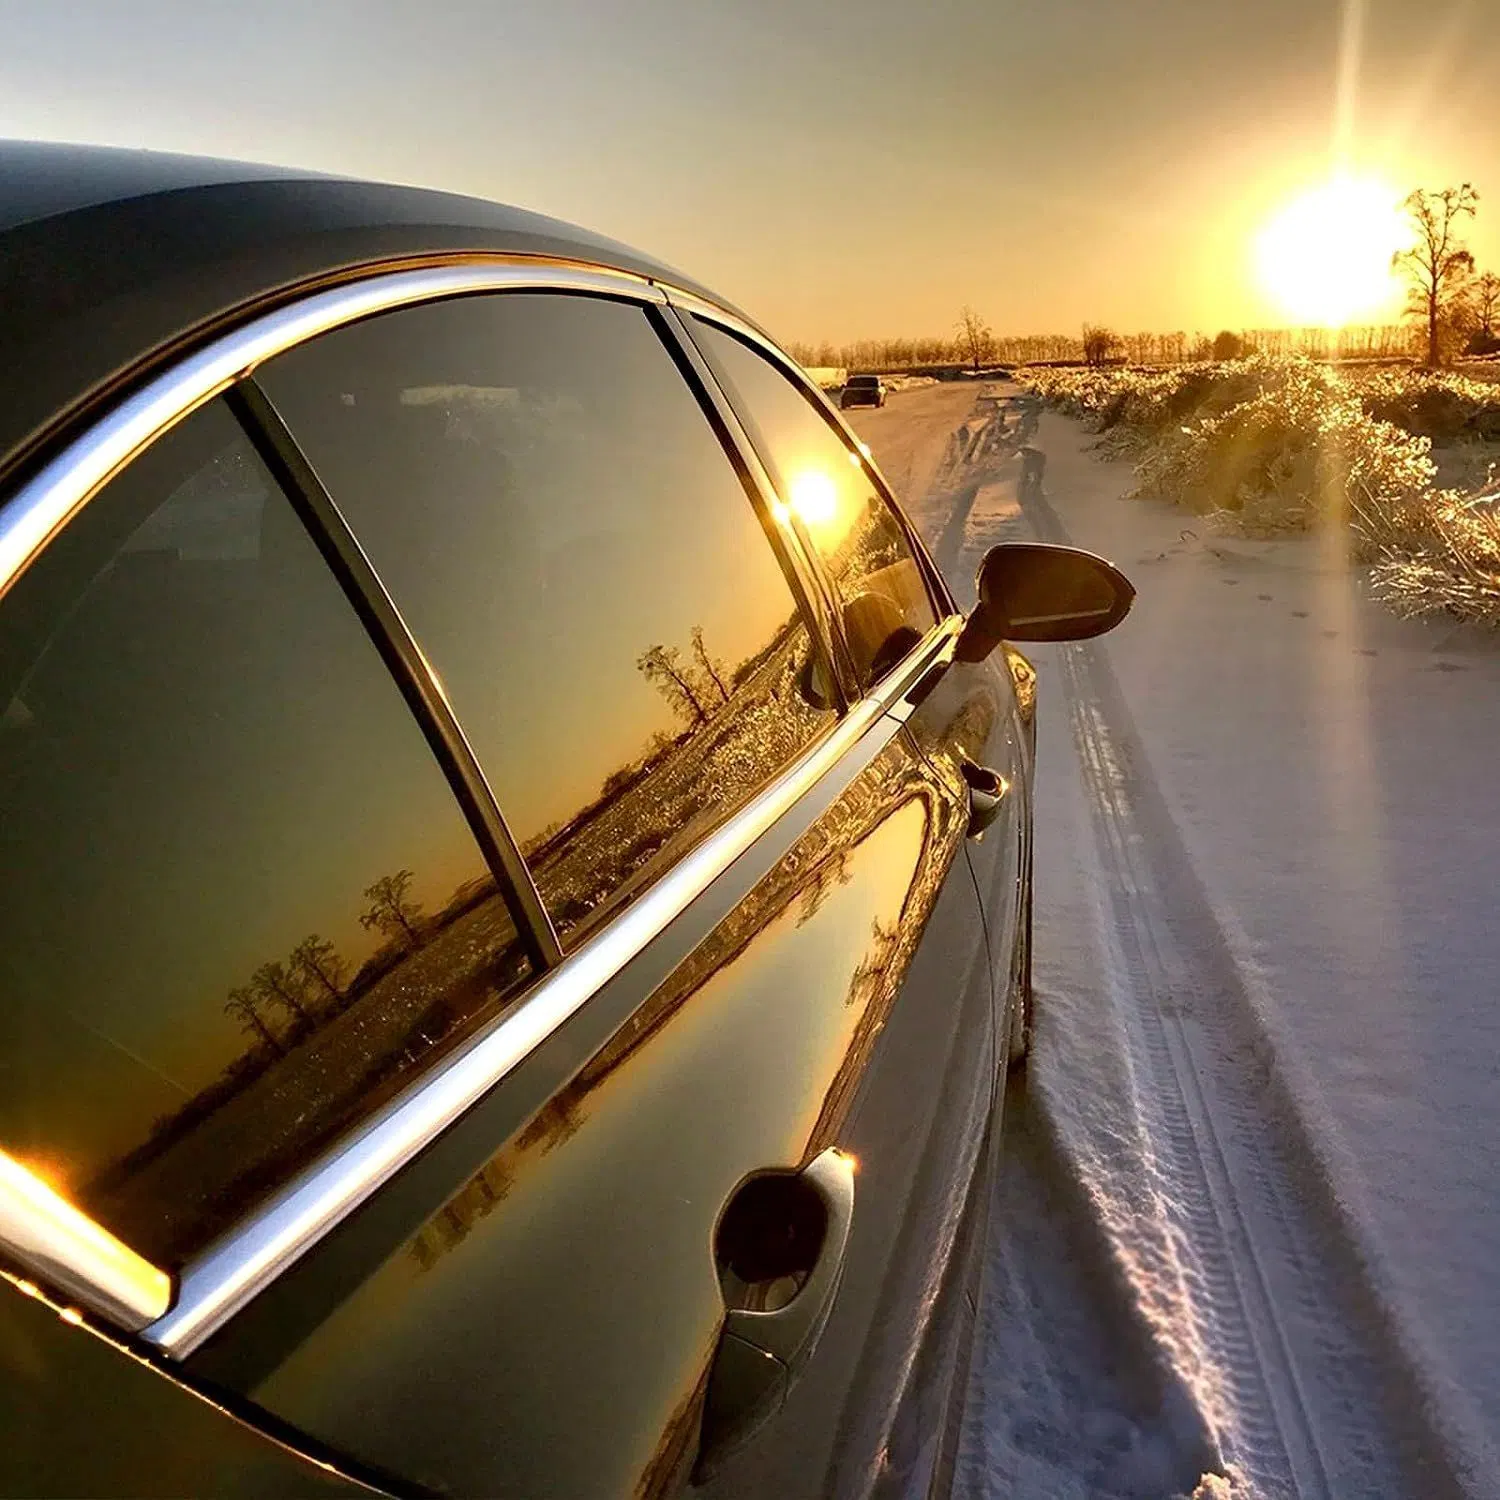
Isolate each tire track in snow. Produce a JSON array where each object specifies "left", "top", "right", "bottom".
[
  {"left": 1015, "top": 448, "right": 1476, "bottom": 1498},
  {"left": 924, "top": 393, "right": 1230, "bottom": 1494}
]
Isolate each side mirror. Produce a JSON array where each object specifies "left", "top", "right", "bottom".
[{"left": 956, "top": 542, "right": 1134, "bottom": 660}]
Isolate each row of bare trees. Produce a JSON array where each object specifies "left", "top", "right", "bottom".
[
  {"left": 791, "top": 183, "right": 1497, "bottom": 375},
  {"left": 223, "top": 871, "right": 426, "bottom": 1054},
  {"left": 791, "top": 321, "right": 1438, "bottom": 373}
]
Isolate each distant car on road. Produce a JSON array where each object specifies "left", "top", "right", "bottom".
[
  {"left": 0, "top": 140, "right": 1134, "bottom": 1500},
  {"left": 840, "top": 373, "right": 887, "bottom": 408}
]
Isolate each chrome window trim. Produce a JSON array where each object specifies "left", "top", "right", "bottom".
[
  {"left": 0, "top": 262, "right": 665, "bottom": 608},
  {"left": 144, "top": 674, "right": 930, "bottom": 1358},
  {"left": 0, "top": 1150, "right": 171, "bottom": 1328},
  {"left": 872, "top": 614, "right": 963, "bottom": 721}
]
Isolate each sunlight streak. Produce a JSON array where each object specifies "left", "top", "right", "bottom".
[{"left": 1331, "top": 0, "right": 1366, "bottom": 170}]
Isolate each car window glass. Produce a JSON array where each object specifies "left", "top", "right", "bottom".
[
  {"left": 690, "top": 319, "right": 940, "bottom": 690},
  {"left": 0, "top": 399, "right": 532, "bottom": 1266},
  {"left": 261, "top": 292, "right": 836, "bottom": 948}
]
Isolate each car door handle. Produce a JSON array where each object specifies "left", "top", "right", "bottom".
[
  {"left": 961, "top": 759, "right": 1010, "bottom": 839},
  {"left": 695, "top": 1148, "right": 856, "bottom": 1478}
]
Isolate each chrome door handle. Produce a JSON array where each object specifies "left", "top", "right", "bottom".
[
  {"left": 696, "top": 1148, "right": 856, "bottom": 1477},
  {"left": 961, "top": 759, "right": 1009, "bottom": 839}
]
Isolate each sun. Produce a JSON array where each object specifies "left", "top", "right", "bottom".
[{"left": 1255, "top": 176, "right": 1410, "bottom": 327}]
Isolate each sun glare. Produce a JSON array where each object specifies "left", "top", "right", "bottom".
[
  {"left": 788, "top": 468, "right": 839, "bottom": 526},
  {"left": 1255, "top": 176, "right": 1409, "bottom": 327}
]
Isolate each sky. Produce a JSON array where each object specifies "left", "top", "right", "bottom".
[{"left": 0, "top": 0, "right": 1497, "bottom": 344}]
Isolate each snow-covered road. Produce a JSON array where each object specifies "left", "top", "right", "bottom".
[{"left": 846, "top": 386, "right": 1500, "bottom": 1499}]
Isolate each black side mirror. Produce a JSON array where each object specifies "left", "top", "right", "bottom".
[{"left": 956, "top": 542, "right": 1135, "bottom": 660}]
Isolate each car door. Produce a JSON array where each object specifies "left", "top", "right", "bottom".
[{"left": 676, "top": 312, "right": 1009, "bottom": 1497}]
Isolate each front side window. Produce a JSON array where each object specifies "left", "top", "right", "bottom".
[
  {"left": 690, "top": 319, "right": 941, "bottom": 690},
  {"left": 261, "top": 292, "right": 836, "bottom": 948},
  {"left": 0, "top": 400, "right": 531, "bottom": 1265}
]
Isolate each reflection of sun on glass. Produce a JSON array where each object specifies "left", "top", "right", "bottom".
[{"left": 788, "top": 469, "right": 839, "bottom": 527}]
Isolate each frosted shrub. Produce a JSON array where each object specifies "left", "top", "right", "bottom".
[
  {"left": 1363, "top": 493, "right": 1500, "bottom": 628},
  {"left": 1348, "top": 368, "right": 1500, "bottom": 443},
  {"left": 1020, "top": 356, "right": 1500, "bottom": 625},
  {"left": 1134, "top": 369, "right": 1436, "bottom": 532}
]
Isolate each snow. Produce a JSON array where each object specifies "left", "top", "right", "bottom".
[{"left": 845, "top": 387, "right": 1500, "bottom": 1498}]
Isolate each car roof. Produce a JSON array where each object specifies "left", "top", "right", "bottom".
[{"left": 0, "top": 140, "right": 744, "bottom": 485}]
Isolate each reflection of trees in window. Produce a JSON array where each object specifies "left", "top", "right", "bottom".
[
  {"left": 290, "top": 934, "right": 346, "bottom": 1011},
  {"left": 637, "top": 625, "right": 738, "bottom": 730},
  {"left": 690, "top": 625, "right": 730, "bottom": 705},
  {"left": 87, "top": 865, "right": 528, "bottom": 1262},
  {"left": 250, "top": 959, "right": 313, "bottom": 1032},
  {"left": 223, "top": 985, "right": 285, "bottom": 1056},
  {"left": 360, "top": 868, "right": 425, "bottom": 950},
  {"left": 536, "top": 614, "right": 827, "bottom": 942},
  {"left": 636, "top": 643, "right": 709, "bottom": 728}
]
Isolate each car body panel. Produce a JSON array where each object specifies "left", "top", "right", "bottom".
[
  {"left": 0, "top": 1282, "right": 374, "bottom": 1498},
  {"left": 188, "top": 720, "right": 984, "bottom": 1498}
]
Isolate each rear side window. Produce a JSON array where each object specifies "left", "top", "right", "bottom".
[
  {"left": 0, "top": 400, "right": 531, "bottom": 1265},
  {"left": 690, "top": 320, "right": 940, "bottom": 690},
  {"left": 261, "top": 292, "right": 836, "bottom": 947}
]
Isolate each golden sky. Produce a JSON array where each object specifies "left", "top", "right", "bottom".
[{"left": 1, "top": 0, "right": 1497, "bottom": 340}]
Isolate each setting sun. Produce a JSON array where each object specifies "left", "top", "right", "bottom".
[{"left": 1255, "top": 176, "right": 1410, "bottom": 327}]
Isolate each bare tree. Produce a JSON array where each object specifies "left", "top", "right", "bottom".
[
  {"left": 290, "top": 934, "right": 346, "bottom": 1009},
  {"left": 1081, "top": 325, "right": 1121, "bottom": 367},
  {"left": 224, "top": 985, "right": 285, "bottom": 1055},
  {"left": 636, "top": 643, "right": 708, "bottom": 726},
  {"left": 1394, "top": 184, "right": 1479, "bottom": 366},
  {"left": 250, "top": 960, "right": 313, "bottom": 1028},
  {"left": 955, "top": 306, "right": 995, "bottom": 374},
  {"left": 1471, "top": 270, "right": 1500, "bottom": 348},
  {"left": 689, "top": 625, "right": 731, "bottom": 705},
  {"left": 360, "top": 869, "right": 425, "bottom": 949}
]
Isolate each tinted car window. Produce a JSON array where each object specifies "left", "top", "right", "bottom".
[
  {"left": 262, "top": 292, "right": 835, "bottom": 947},
  {"left": 0, "top": 399, "right": 532, "bottom": 1266},
  {"left": 691, "top": 320, "right": 940, "bottom": 689}
]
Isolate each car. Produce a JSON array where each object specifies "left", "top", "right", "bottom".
[
  {"left": 839, "top": 373, "right": 887, "bottom": 409},
  {"left": 0, "top": 141, "right": 1133, "bottom": 1499}
]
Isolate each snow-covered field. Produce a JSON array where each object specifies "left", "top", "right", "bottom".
[{"left": 846, "top": 387, "right": 1500, "bottom": 1499}]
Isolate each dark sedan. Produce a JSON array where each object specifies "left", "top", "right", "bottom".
[
  {"left": 839, "top": 373, "right": 887, "bottom": 409},
  {"left": 0, "top": 141, "right": 1132, "bottom": 1499}
]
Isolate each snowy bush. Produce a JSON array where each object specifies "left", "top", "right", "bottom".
[
  {"left": 1361, "top": 491, "right": 1500, "bottom": 628},
  {"left": 1345, "top": 367, "right": 1500, "bottom": 443},
  {"left": 1133, "top": 367, "right": 1437, "bottom": 532},
  {"left": 1019, "top": 358, "right": 1500, "bottom": 626}
]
